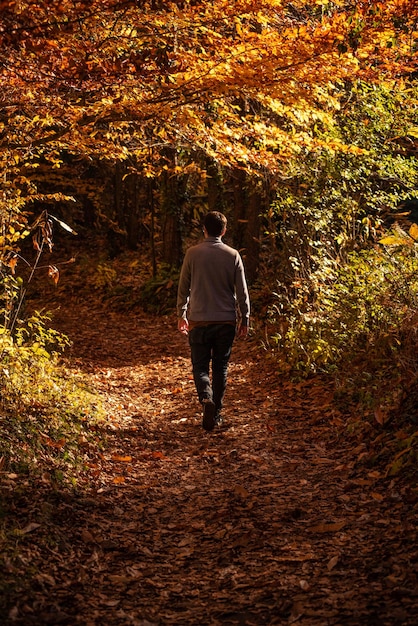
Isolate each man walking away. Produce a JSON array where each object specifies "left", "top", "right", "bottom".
[{"left": 177, "top": 211, "right": 250, "bottom": 431}]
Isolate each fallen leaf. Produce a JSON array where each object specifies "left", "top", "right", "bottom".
[
  {"left": 310, "top": 521, "right": 346, "bottom": 533},
  {"left": 233, "top": 485, "right": 249, "bottom": 498},
  {"left": 81, "top": 529, "right": 96, "bottom": 543},
  {"left": 327, "top": 555, "right": 340, "bottom": 570},
  {"left": 20, "top": 523, "right": 41, "bottom": 535},
  {"left": 289, "top": 600, "right": 304, "bottom": 623},
  {"left": 371, "top": 492, "right": 384, "bottom": 501},
  {"left": 152, "top": 451, "right": 169, "bottom": 460}
]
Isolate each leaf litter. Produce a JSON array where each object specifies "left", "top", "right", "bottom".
[{"left": 1, "top": 299, "right": 417, "bottom": 625}]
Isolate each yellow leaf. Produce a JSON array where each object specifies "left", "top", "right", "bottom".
[
  {"left": 409, "top": 223, "right": 418, "bottom": 241},
  {"left": 379, "top": 235, "right": 408, "bottom": 245}
]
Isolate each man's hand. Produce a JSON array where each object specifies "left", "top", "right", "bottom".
[
  {"left": 237, "top": 324, "right": 248, "bottom": 339},
  {"left": 178, "top": 318, "right": 189, "bottom": 335}
]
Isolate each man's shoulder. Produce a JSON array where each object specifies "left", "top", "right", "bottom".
[
  {"left": 185, "top": 239, "right": 239, "bottom": 257},
  {"left": 220, "top": 241, "right": 238, "bottom": 252},
  {"left": 186, "top": 241, "right": 205, "bottom": 255}
]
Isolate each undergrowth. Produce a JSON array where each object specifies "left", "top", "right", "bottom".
[
  {"left": 0, "top": 310, "right": 105, "bottom": 484},
  {"left": 0, "top": 211, "right": 105, "bottom": 486},
  {"left": 268, "top": 238, "right": 418, "bottom": 393}
]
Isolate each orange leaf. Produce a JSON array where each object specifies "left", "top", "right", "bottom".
[
  {"left": 48, "top": 265, "right": 60, "bottom": 285},
  {"left": 310, "top": 521, "right": 346, "bottom": 533},
  {"left": 8, "top": 256, "right": 18, "bottom": 274},
  {"left": 112, "top": 455, "right": 132, "bottom": 462},
  {"left": 371, "top": 492, "right": 384, "bottom": 501},
  {"left": 43, "top": 437, "right": 66, "bottom": 449},
  {"left": 152, "top": 451, "right": 168, "bottom": 460}
]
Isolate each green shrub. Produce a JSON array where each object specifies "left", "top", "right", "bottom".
[
  {"left": 0, "top": 311, "right": 104, "bottom": 481},
  {"left": 270, "top": 238, "right": 418, "bottom": 403}
]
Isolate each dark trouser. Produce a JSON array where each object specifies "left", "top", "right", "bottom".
[{"left": 188, "top": 323, "right": 236, "bottom": 414}]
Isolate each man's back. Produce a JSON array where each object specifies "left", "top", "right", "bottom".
[{"left": 177, "top": 236, "right": 249, "bottom": 324}]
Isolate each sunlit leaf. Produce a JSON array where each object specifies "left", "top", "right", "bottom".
[
  {"left": 379, "top": 235, "right": 408, "bottom": 246},
  {"left": 8, "top": 256, "right": 18, "bottom": 274},
  {"left": 49, "top": 214, "right": 78, "bottom": 235},
  {"left": 409, "top": 223, "right": 418, "bottom": 241},
  {"left": 48, "top": 265, "right": 60, "bottom": 285}
]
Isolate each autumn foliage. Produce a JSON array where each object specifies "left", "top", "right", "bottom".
[
  {"left": 1, "top": 0, "right": 417, "bottom": 175},
  {"left": 1, "top": 4, "right": 418, "bottom": 623}
]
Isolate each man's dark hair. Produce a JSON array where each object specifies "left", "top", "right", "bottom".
[{"left": 204, "top": 211, "right": 227, "bottom": 237}]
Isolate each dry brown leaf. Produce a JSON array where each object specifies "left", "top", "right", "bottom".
[
  {"left": 152, "top": 451, "right": 169, "bottom": 460},
  {"left": 20, "top": 523, "right": 41, "bottom": 535},
  {"left": 81, "top": 529, "right": 95, "bottom": 543},
  {"left": 233, "top": 485, "right": 249, "bottom": 498},
  {"left": 327, "top": 555, "right": 340, "bottom": 571},
  {"left": 310, "top": 521, "right": 346, "bottom": 533},
  {"left": 289, "top": 600, "right": 304, "bottom": 623},
  {"left": 371, "top": 492, "right": 384, "bottom": 501},
  {"left": 374, "top": 406, "right": 385, "bottom": 425}
]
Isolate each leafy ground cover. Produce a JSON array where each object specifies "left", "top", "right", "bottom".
[{"left": 1, "top": 297, "right": 417, "bottom": 625}]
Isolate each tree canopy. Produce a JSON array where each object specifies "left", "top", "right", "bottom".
[{"left": 1, "top": 0, "right": 417, "bottom": 182}]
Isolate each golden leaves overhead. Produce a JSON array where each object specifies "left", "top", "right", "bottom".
[{"left": 0, "top": 0, "right": 416, "bottom": 174}]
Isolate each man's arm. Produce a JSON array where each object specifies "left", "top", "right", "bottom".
[
  {"left": 176, "top": 252, "right": 191, "bottom": 333},
  {"left": 235, "top": 254, "right": 250, "bottom": 331}
]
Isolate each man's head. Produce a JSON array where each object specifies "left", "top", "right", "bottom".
[{"left": 203, "top": 211, "right": 227, "bottom": 237}]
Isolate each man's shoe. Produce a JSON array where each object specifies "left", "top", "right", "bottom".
[
  {"left": 214, "top": 413, "right": 223, "bottom": 427},
  {"left": 202, "top": 399, "right": 216, "bottom": 431}
]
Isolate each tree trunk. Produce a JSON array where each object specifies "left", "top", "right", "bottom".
[
  {"left": 160, "top": 159, "right": 185, "bottom": 267},
  {"left": 207, "top": 160, "right": 224, "bottom": 212},
  {"left": 230, "top": 168, "right": 261, "bottom": 283}
]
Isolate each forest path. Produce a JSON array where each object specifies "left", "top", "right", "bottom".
[{"left": 9, "top": 301, "right": 418, "bottom": 625}]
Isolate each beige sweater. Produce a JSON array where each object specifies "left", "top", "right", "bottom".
[{"left": 176, "top": 236, "right": 250, "bottom": 325}]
